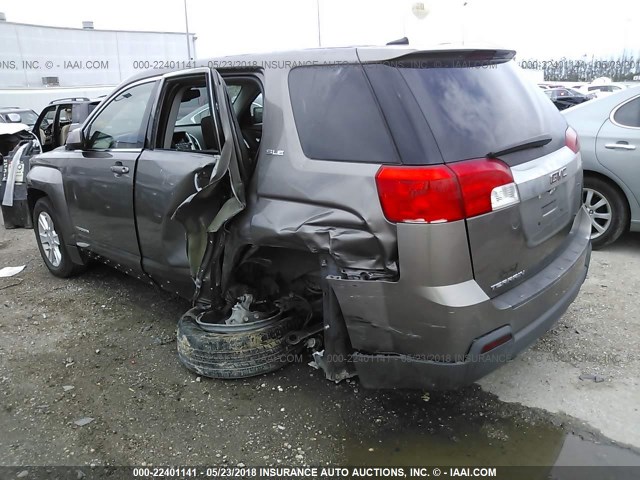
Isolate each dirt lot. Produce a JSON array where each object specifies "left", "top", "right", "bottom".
[{"left": 1, "top": 214, "right": 640, "bottom": 469}]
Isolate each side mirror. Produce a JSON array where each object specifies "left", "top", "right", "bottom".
[
  {"left": 252, "top": 106, "right": 263, "bottom": 124},
  {"left": 7, "top": 113, "right": 22, "bottom": 123},
  {"left": 65, "top": 127, "right": 84, "bottom": 151}
]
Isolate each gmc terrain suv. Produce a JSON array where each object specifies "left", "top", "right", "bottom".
[{"left": 27, "top": 46, "right": 591, "bottom": 389}]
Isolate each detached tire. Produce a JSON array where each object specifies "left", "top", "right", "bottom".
[
  {"left": 33, "top": 197, "right": 86, "bottom": 278},
  {"left": 583, "top": 176, "right": 629, "bottom": 249},
  {"left": 177, "top": 314, "right": 304, "bottom": 379}
]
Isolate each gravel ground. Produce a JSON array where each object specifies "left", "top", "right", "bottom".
[
  {"left": 479, "top": 232, "right": 640, "bottom": 449},
  {"left": 1, "top": 216, "right": 639, "bottom": 468}
]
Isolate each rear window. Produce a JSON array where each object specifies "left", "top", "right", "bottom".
[
  {"left": 369, "top": 61, "right": 566, "bottom": 164},
  {"left": 288, "top": 65, "right": 399, "bottom": 163}
]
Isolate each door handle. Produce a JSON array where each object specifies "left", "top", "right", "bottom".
[
  {"left": 110, "top": 165, "right": 130, "bottom": 175},
  {"left": 605, "top": 143, "right": 636, "bottom": 151}
]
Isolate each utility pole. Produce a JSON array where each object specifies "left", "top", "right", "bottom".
[
  {"left": 317, "top": 0, "right": 322, "bottom": 47},
  {"left": 184, "top": 0, "right": 192, "bottom": 60},
  {"left": 462, "top": 1, "right": 468, "bottom": 46}
]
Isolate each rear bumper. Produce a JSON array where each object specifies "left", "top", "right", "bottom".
[{"left": 330, "top": 207, "right": 592, "bottom": 389}]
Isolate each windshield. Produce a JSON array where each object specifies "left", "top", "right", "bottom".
[{"left": 1, "top": 110, "right": 38, "bottom": 126}]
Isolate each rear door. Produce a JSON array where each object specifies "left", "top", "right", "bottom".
[
  {"left": 135, "top": 68, "right": 249, "bottom": 299},
  {"left": 366, "top": 53, "right": 583, "bottom": 297},
  {"left": 595, "top": 94, "right": 640, "bottom": 206}
]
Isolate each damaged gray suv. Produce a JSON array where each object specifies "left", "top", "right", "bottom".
[{"left": 27, "top": 47, "right": 591, "bottom": 389}]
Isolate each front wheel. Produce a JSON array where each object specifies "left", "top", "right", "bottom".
[
  {"left": 582, "top": 177, "right": 628, "bottom": 249},
  {"left": 33, "top": 197, "right": 85, "bottom": 278}
]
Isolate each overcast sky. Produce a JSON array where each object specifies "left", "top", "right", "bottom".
[{"left": 0, "top": 0, "right": 638, "bottom": 60}]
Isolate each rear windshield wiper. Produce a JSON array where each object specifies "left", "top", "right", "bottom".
[{"left": 487, "top": 134, "right": 552, "bottom": 158}]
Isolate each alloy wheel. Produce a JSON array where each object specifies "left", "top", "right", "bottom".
[
  {"left": 583, "top": 188, "right": 612, "bottom": 240},
  {"left": 37, "top": 211, "right": 62, "bottom": 267}
]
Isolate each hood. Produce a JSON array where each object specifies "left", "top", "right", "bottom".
[{"left": 0, "top": 123, "right": 30, "bottom": 136}]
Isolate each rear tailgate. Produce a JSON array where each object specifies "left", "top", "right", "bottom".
[
  {"left": 368, "top": 51, "right": 582, "bottom": 297},
  {"left": 465, "top": 146, "right": 582, "bottom": 296}
]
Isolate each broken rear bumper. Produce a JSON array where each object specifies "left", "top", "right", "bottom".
[
  {"left": 351, "top": 247, "right": 589, "bottom": 389},
  {"left": 329, "top": 207, "right": 592, "bottom": 390}
]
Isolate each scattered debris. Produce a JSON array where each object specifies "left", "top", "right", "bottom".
[
  {"left": 579, "top": 374, "right": 605, "bottom": 383},
  {"left": 0, "top": 265, "right": 25, "bottom": 277},
  {"left": 63, "top": 385, "right": 75, "bottom": 392},
  {"left": 74, "top": 417, "right": 94, "bottom": 427},
  {"left": 422, "top": 392, "right": 430, "bottom": 402},
  {"left": 311, "top": 350, "right": 356, "bottom": 383}
]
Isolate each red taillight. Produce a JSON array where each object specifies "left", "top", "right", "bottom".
[
  {"left": 566, "top": 126, "right": 580, "bottom": 153},
  {"left": 375, "top": 158, "right": 517, "bottom": 223},
  {"left": 448, "top": 159, "right": 515, "bottom": 218},
  {"left": 375, "top": 165, "right": 464, "bottom": 223}
]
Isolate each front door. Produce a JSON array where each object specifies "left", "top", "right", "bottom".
[{"left": 62, "top": 80, "right": 158, "bottom": 271}]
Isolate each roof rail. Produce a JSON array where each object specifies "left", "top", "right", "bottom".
[{"left": 49, "top": 97, "right": 91, "bottom": 104}]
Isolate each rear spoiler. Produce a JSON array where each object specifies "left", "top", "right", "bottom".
[{"left": 361, "top": 49, "right": 516, "bottom": 68}]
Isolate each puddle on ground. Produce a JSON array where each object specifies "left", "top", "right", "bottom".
[{"left": 343, "top": 398, "right": 640, "bottom": 478}]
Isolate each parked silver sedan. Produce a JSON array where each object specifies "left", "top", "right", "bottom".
[{"left": 564, "top": 86, "right": 640, "bottom": 248}]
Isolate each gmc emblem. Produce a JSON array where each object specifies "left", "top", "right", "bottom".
[{"left": 550, "top": 167, "right": 568, "bottom": 185}]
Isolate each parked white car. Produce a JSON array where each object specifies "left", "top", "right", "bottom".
[{"left": 577, "top": 83, "right": 627, "bottom": 98}]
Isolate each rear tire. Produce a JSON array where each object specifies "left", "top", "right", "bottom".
[
  {"left": 33, "top": 197, "right": 86, "bottom": 278},
  {"left": 177, "top": 313, "right": 304, "bottom": 379},
  {"left": 583, "top": 176, "right": 628, "bottom": 249}
]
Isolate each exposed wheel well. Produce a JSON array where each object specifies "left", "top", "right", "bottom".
[
  {"left": 225, "top": 246, "right": 322, "bottom": 303},
  {"left": 27, "top": 188, "right": 48, "bottom": 218}
]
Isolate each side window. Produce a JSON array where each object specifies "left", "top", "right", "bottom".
[
  {"left": 58, "top": 105, "right": 72, "bottom": 123},
  {"left": 613, "top": 97, "right": 640, "bottom": 128},
  {"left": 288, "top": 65, "right": 398, "bottom": 163},
  {"left": 42, "top": 107, "right": 57, "bottom": 127},
  {"left": 158, "top": 74, "right": 219, "bottom": 153},
  {"left": 85, "top": 82, "right": 155, "bottom": 150},
  {"left": 228, "top": 85, "right": 242, "bottom": 103},
  {"left": 251, "top": 93, "right": 263, "bottom": 124},
  {"left": 36, "top": 106, "right": 58, "bottom": 151}
]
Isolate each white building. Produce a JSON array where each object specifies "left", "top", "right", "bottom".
[{"left": 0, "top": 19, "right": 195, "bottom": 111}]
